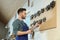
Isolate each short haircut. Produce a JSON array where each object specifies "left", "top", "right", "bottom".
[{"left": 17, "top": 8, "right": 26, "bottom": 15}]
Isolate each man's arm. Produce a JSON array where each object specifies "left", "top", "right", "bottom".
[
  {"left": 17, "top": 30, "right": 31, "bottom": 35},
  {"left": 30, "top": 23, "right": 40, "bottom": 31}
]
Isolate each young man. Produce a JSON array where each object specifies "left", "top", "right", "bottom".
[{"left": 12, "top": 8, "right": 39, "bottom": 40}]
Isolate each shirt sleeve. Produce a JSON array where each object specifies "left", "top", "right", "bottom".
[{"left": 12, "top": 21, "right": 23, "bottom": 35}]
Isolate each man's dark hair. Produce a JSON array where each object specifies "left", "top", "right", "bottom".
[{"left": 17, "top": 8, "right": 26, "bottom": 15}]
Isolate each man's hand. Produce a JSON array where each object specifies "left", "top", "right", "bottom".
[
  {"left": 29, "top": 23, "right": 40, "bottom": 32},
  {"left": 26, "top": 30, "right": 32, "bottom": 34},
  {"left": 32, "top": 23, "right": 40, "bottom": 28},
  {"left": 35, "top": 23, "right": 40, "bottom": 27}
]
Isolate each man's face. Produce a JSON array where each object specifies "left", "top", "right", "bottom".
[{"left": 19, "top": 11, "right": 26, "bottom": 19}]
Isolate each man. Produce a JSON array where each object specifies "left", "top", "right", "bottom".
[{"left": 12, "top": 8, "right": 39, "bottom": 40}]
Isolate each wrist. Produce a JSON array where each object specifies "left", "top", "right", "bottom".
[{"left": 26, "top": 31, "right": 28, "bottom": 34}]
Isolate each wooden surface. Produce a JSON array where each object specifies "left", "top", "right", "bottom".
[{"left": 40, "top": 6, "right": 57, "bottom": 31}]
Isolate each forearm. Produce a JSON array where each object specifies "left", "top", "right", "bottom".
[
  {"left": 30, "top": 24, "right": 39, "bottom": 32},
  {"left": 17, "top": 31, "right": 28, "bottom": 35},
  {"left": 17, "top": 30, "right": 31, "bottom": 35},
  {"left": 30, "top": 25, "right": 37, "bottom": 30}
]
